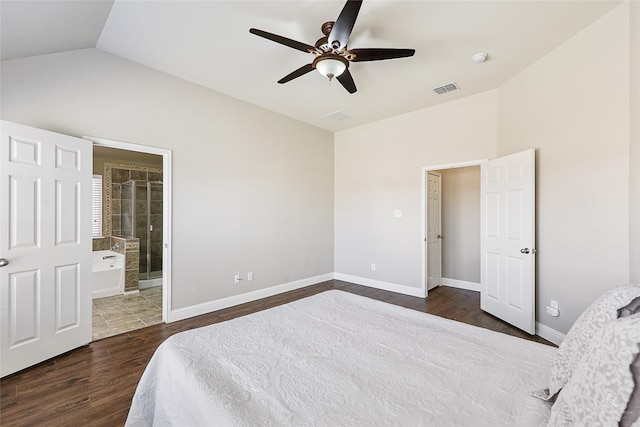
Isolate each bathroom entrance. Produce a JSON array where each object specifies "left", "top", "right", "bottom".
[{"left": 89, "top": 138, "right": 171, "bottom": 341}]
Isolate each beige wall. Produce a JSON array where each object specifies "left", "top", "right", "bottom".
[
  {"left": 440, "top": 167, "right": 480, "bottom": 284},
  {"left": 1, "top": 48, "right": 334, "bottom": 310},
  {"left": 630, "top": 0, "right": 640, "bottom": 283},
  {"left": 497, "top": 3, "right": 631, "bottom": 333},
  {"left": 1, "top": 2, "right": 636, "bottom": 335},
  {"left": 335, "top": 3, "right": 635, "bottom": 334},
  {"left": 334, "top": 91, "right": 497, "bottom": 290}
]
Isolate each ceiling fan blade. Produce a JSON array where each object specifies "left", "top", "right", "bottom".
[
  {"left": 328, "top": 0, "right": 363, "bottom": 50},
  {"left": 250, "top": 28, "right": 319, "bottom": 53},
  {"left": 337, "top": 69, "right": 357, "bottom": 94},
  {"left": 347, "top": 48, "right": 416, "bottom": 62},
  {"left": 278, "top": 64, "right": 315, "bottom": 84}
]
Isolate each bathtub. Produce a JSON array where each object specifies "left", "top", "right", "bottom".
[{"left": 92, "top": 250, "right": 125, "bottom": 299}]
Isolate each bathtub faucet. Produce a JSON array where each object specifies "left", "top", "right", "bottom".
[
  {"left": 103, "top": 255, "right": 117, "bottom": 260},
  {"left": 111, "top": 242, "right": 120, "bottom": 252}
]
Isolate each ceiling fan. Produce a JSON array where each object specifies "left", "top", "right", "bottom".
[{"left": 249, "top": 0, "right": 415, "bottom": 94}]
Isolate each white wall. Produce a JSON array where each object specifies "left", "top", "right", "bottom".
[
  {"left": 334, "top": 91, "right": 497, "bottom": 291},
  {"left": 497, "top": 3, "right": 631, "bottom": 333},
  {"left": 440, "top": 167, "right": 480, "bottom": 284},
  {"left": 1, "top": 48, "right": 334, "bottom": 310}
]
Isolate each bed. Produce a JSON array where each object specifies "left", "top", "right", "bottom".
[
  {"left": 125, "top": 290, "right": 560, "bottom": 426},
  {"left": 127, "top": 287, "right": 640, "bottom": 426}
]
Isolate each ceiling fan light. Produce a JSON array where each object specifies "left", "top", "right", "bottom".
[{"left": 315, "top": 57, "right": 347, "bottom": 80}]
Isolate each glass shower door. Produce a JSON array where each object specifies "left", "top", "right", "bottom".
[
  {"left": 134, "top": 182, "right": 148, "bottom": 279},
  {"left": 132, "top": 181, "right": 162, "bottom": 281},
  {"left": 148, "top": 182, "right": 163, "bottom": 279}
]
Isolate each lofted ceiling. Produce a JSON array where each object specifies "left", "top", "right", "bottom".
[{"left": 0, "top": 0, "right": 621, "bottom": 132}]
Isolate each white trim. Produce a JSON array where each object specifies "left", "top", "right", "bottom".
[
  {"left": 334, "top": 273, "right": 425, "bottom": 298},
  {"left": 536, "top": 322, "right": 565, "bottom": 346},
  {"left": 84, "top": 136, "right": 173, "bottom": 325},
  {"left": 440, "top": 277, "right": 482, "bottom": 292},
  {"left": 423, "top": 159, "right": 488, "bottom": 172},
  {"left": 167, "top": 273, "right": 334, "bottom": 323},
  {"left": 421, "top": 159, "right": 487, "bottom": 297}
]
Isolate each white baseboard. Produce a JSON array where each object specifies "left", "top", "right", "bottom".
[
  {"left": 166, "top": 272, "right": 564, "bottom": 347},
  {"left": 536, "top": 322, "right": 566, "bottom": 346},
  {"left": 167, "top": 273, "right": 334, "bottom": 323},
  {"left": 334, "top": 273, "right": 425, "bottom": 298},
  {"left": 440, "top": 278, "right": 482, "bottom": 292},
  {"left": 441, "top": 278, "right": 565, "bottom": 346}
]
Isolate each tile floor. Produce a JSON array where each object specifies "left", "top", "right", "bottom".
[{"left": 92, "top": 286, "right": 163, "bottom": 340}]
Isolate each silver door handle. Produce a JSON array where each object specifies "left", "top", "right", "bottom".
[
  {"left": 0, "top": 258, "right": 9, "bottom": 267},
  {"left": 520, "top": 248, "right": 530, "bottom": 254}
]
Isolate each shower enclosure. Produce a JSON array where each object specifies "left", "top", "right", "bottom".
[{"left": 121, "top": 180, "right": 163, "bottom": 281}]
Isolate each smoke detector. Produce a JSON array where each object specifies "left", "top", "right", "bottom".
[{"left": 472, "top": 52, "right": 488, "bottom": 63}]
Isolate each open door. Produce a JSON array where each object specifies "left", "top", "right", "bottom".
[
  {"left": 480, "top": 149, "right": 535, "bottom": 334},
  {"left": 1, "top": 121, "right": 92, "bottom": 377},
  {"left": 426, "top": 171, "right": 442, "bottom": 291}
]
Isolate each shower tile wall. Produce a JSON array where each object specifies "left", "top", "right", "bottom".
[
  {"left": 121, "top": 182, "right": 132, "bottom": 237},
  {"left": 111, "top": 235, "right": 140, "bottom": 292},
  {"left": 125, "top": 239, "right": 140, "bottom": 292},
  {"left": 92, "top": 238, "right": 110, "bottom": 251}
]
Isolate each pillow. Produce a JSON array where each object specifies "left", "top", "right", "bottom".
[
  {"left": 619, "top": 296, "right": 640, "bottom": 318},
  {"left": 620, "top": 351, "right": 640, "bottom": 427},
  {"left": 547, "top": 285, "right": 640, "bottom": 398},
  {"left": 548, "top": 314, "right": 640, "bottom": 426}
]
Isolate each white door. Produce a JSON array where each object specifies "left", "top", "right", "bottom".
[
  {"left": 1, "top": 121, "right": 92, "bottom": 377},
  {"left": 426, "top": 172, "right": 442, "bottom": 291},
  {"left": 480, "top": 149, "right": 535, "bottom": 334}
]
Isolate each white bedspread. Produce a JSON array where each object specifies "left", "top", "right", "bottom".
[{"left": 126, "top": 290, "right": 557, "bottom": 426}]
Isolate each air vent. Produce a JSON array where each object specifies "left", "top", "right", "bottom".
[
  {"left": 323, "top": 111, "right": 350, "bottom": 122},
  {"left": 433, "top": 82, "right": 459, "bottom": 95}
]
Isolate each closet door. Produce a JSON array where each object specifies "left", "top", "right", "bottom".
[{"left": 480, "top": 149, "right": 535, "bottom": 334}]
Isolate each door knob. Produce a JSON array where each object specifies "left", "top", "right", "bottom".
[
  {"left": 520, "top": 248, "right": 530, "bottom": 254},
  {"left": 437, "top": 235, "right": 443, "bottom": 239},
  {"left": 0, "top": 258, "right": 9, "bottom": 267}
]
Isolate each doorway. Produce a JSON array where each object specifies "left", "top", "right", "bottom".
[
  {"left": 87, "top": 137, "right": 172, "bottom": 340},
  {"left": 422, "top": 151, "right": 536, "bottom": 334},
  {"left": 422, "top": 160, "right": 484, "bottom": 296}
]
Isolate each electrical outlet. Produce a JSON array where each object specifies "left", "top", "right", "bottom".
[
  {"left": 371, "top": 263, "right": 376, "bottom": 271},
  {"left": 234, "top": 274, "right": 241, "bottom": 284},
  {"left": 550, "top": 300, "right": 558, "bottom": 309},
  {"left": 247, "top": 272, "right": 253, "bottom": 281}
]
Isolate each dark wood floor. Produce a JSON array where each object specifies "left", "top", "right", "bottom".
[{"left": 0, "top": 281, "right": 553, "bottom": 426}]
